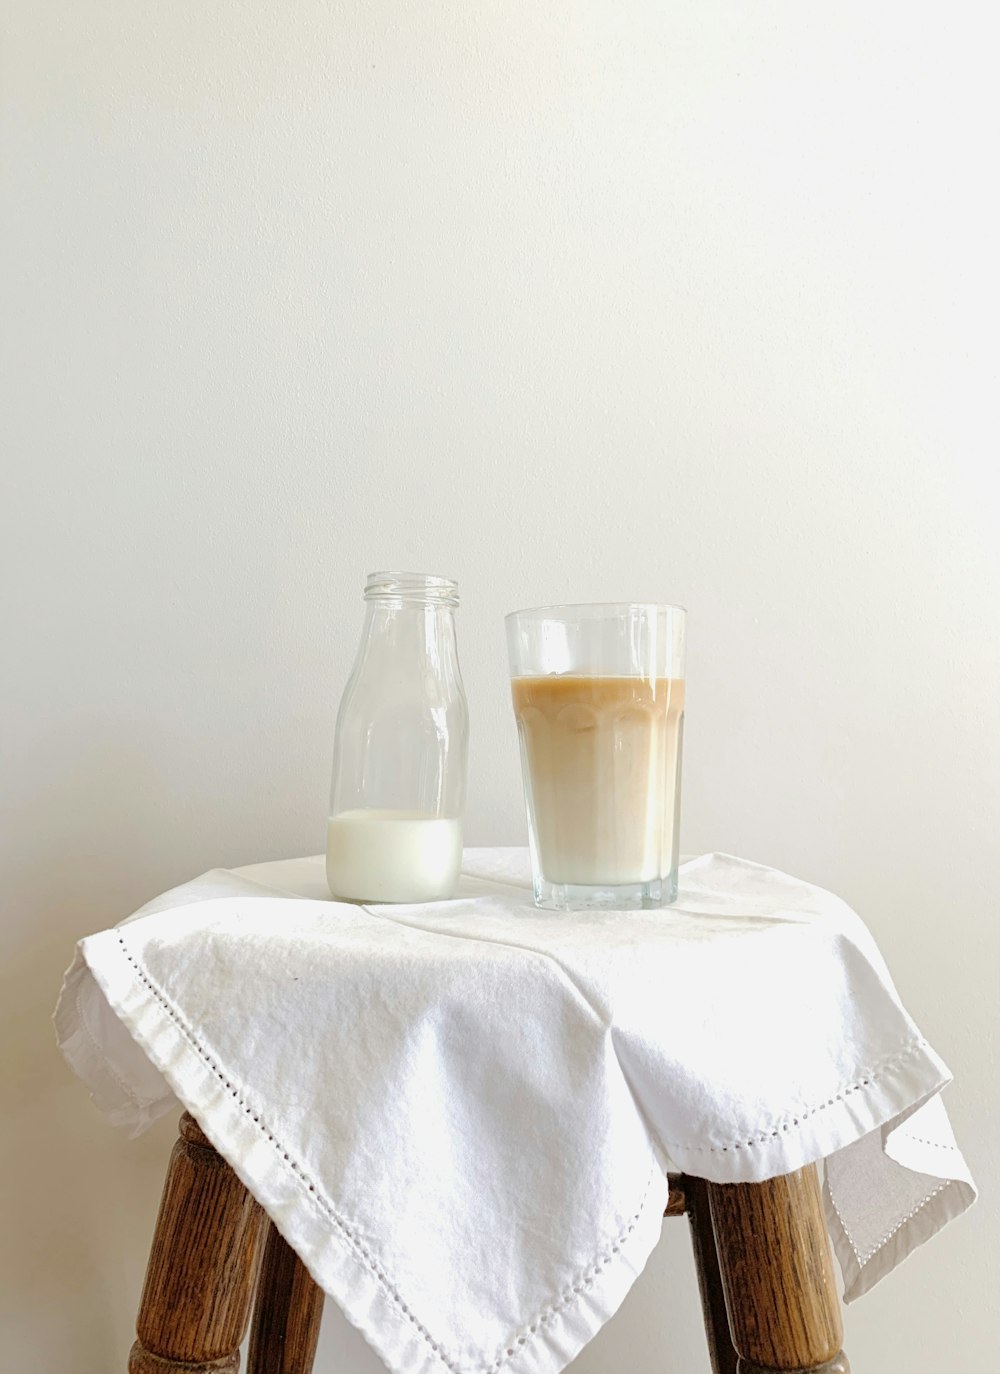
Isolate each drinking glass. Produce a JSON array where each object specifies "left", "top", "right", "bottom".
[{"left": 506, "top": 603, "right": 686, "bottom": 910}]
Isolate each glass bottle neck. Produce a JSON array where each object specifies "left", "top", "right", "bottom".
[{"left": 356, "top": 600, "right": 459, "bottom": 676}]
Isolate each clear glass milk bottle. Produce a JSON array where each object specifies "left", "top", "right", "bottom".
[{"left": 326, "top": 572, "right": 469, "bottom": 902}]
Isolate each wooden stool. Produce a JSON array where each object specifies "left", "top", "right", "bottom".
[{"left": 129, "top": 1113, "right": 849, "bottom": 1374}]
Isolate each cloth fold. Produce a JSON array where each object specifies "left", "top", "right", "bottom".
[{"left": 55, "top": 849, "right": 975, "bottom": 1374}]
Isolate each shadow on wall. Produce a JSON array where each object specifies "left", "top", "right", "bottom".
[
  {"left": 0, "top": 716, "right": 217, "bottom": 1366},
  {"left": 2, "top": 715, "right": 208, "bottom": 1084}
]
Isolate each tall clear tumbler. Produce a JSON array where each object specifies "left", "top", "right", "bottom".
[{"left": 506, "top": 603, "right": 686, "bottom": 910}]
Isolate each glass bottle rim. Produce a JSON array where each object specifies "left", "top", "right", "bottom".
[{"left": 365, "top": 571, "right": 459, "bottom": 606}]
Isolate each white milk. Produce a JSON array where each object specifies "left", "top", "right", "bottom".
[{"left": 326, "top": 809, "right": 463, "bottom": 903}]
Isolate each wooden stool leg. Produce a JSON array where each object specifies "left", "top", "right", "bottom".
[
  {"left": 684, "top": 1175, "right": 739, "bottom": 1374},
  {"left": 129, "top": 1113, "right": 269, "bottom": 1374},
  {"left": 247, "top": 1223, "right": 325, "bottom": 1374},
  {"left": 707, "top": 1164, "right": 849, "bottom": 1374}
]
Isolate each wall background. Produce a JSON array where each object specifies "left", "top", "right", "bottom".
[{"left": 2, "top": 3, "right": 997, "bottom": 1370}]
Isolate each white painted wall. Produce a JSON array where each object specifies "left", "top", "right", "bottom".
[{"left": 2, "top": 3, "right": 997, "bottom": 1370}]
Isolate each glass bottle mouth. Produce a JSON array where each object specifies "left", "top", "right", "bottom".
[{"left": 364, "top": 572, "right": 459, "bottom": 607}]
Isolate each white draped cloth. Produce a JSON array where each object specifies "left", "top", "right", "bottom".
[{"left": 56, "top": 849, "right": 975, "bottom": 1374}]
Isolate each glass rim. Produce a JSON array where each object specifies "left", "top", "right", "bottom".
[{"left": 505, "top": 601, "right": 686, "bottom": 623}]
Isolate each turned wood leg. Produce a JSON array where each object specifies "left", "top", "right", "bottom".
[
  {"left": 707, "top": 1164, "right": 849, "bottom": 1374},
  {"left": 129, "top": 1113, "right": 269, "bottom": 1373},
  {"left": 247, "top": 1223, "right": 325, "bottom": 1374},
  {"left": 684, "top": 1175, "right": 739, "bottom": 1374}
]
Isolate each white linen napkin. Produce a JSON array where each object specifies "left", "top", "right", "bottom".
[{"left": 55, "top": 849, "right": 975, "bottom": 1374}]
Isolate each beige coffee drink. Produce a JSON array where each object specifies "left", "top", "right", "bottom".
[
  {"left": 507, "top": 602, "right": 686, "bottom": 909},
  {"left": 511, "top": 675, "right": 684, "bottom": 886}
]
